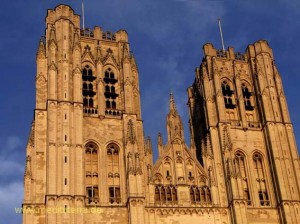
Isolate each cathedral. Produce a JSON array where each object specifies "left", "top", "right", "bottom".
[{"left": 23, "top": 4, "right": 300, "bottom": 224}]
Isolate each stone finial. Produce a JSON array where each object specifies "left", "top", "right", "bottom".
[
  {"left": 169, "top": 91, "right": 177, "bottom": 115},
  {"left": 158, "top": 132, "right": 163, "bottom": 146},
  {"left": 158, "top": 132, "right": 163, "bottom": 155},
  {"left": 166, "top": 93, "right": 185, "bottom": 142},
  {"left": 145, "top": 136, "right": 152, "bottom": 154},
  {"left": 37, "top": 38, "right": 46, "bottom": 59}
]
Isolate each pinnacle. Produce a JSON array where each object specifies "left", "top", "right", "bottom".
[
  {"left": 169, "top": 91, "right": 177, "bottom": 114},
  {"left": 37, "top": 38, "right": 45, "bottom": 57}
]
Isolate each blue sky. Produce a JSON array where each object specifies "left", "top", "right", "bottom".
[{"left": 0, "top": 0, "right": 299, "bottom": 223}]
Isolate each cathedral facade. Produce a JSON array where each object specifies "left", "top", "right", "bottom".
[{"left": 23, "top": 4, "right": 300, "bottom": 224}]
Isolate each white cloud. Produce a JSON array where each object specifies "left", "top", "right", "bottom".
[
  {"left": 5, "top": 136, "right": 22, "bottom": 152},
  {"left": 0, "top": 181, "right": 23, "bottom": 223},
  {"left": 0, "top": 135, "right": 25, "bottom": 185},
  {"left": 0, "top": 158, "right": 24, "bottom": 177}
]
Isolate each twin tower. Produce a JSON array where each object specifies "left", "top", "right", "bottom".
[{"left": 23, "top": 4, "right": 300, "bottom": 224}]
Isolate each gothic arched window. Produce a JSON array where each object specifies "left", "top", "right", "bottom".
[
  {"left": 154, "top": 185, "right": 177, "bottom": 204},
  {"left": 190, "top": 186, "right": 212, "bottom": 204},
  {"left": 85, "top": 142, "right": 99, "bottom": 205},
  {"left": 107, "top": 143, "right": 121, "bottom": 204},
  {"left": 242, "top": 83, "right": 254, "bottom": 111},
  {"left": 221, "top": 80, "right": 235, "bottom": 109},
  {"left": 82, "top": 65, "right": 97, "bottom": 114},
  {"left": 234, "top": 152, "right": 251, "bottom": 205},
  {"left": 104, "top": 68, "right": 119, "bottom": 115},
  {"left": 253, "top": 153, "right": 270, "bottom": 206}
]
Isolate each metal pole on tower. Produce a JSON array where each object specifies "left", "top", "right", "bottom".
[
  {"left": 218, "top": 18, "right": 225, "bottom": 52},
  {"left": 82, "top": 0, "right": 85, "bottom": 30}
]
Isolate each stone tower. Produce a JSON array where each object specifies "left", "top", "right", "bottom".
[
  {"left": 23, "top": 4, "right": 146, "bottom": 224},
  {"left": 188, "top": 41, "right": 300, "bottom": 223},
  {"left": 23, "top": 4, "right": 300, "bottom": 224}
]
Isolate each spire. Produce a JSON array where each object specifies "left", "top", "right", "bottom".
[
  {"left": 158, "top": 132, "right": 163, "bottom": 146},
  {"left": 146, "top": 136, "right": 152, "bottom": 154},
  {"left": 166, "top": 93, "right": 184, "bottom": 142},
  {"left": 158, "top": 132, "right": 163, "bottom": 155},
  {"left": 169, "top": 91, "right": 177, "bottom": 114}
]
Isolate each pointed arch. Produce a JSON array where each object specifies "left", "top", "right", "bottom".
[
  {"left": 163, "top": 157, "right": 172, "bottom": 180},
  {"left": 221, "top": 78, "right": 236, "bottom": 109},
  {"left": 154, "top": 184, "right": 178, "bottom": 204},
  {"left": 234, "top": 150, "right": 251, "bottom": 205},
  {"left": 82, "top": 64, "right": 97, "bottom": 114},
  {"left": 253, "top": 152, "right": 270, "bottom": 206},
  {"left": 153, "top": 173, "right": 164, "bottom": 184},
  {"left": 175, "top": 157, "right": 184, "bottom": 179},
  {"left": 106, "top": 143, "right": 121, "bottom": 204},
  {"left": 186, "top": 159, "right": 194, "bottom": 180},
  {"left": 82, "top": 45, "right": 95, "bottom": 65},
  {"left": 241, "top": 80, "right": 254, "bottom": 111},
  {"left": 84, "top": 141, "right": 99, "bottom": 205},
  {"left": 103, "top": 67, "right": 119, "bottom": 114}
]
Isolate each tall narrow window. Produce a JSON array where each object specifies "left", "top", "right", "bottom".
[
  {"left": 82, "top": 65, "right": 97, "bottom": 114},
  {"left": 109, "top": 187, "right": 121, "bottom": 204},
  {"left": 234, "top": 152, "right": 251, "bottom": 205},
  {"left": 242, "top": 83, "right": 254, "bottom": 111},
  {"left": 107, "top": 143, "right": 121, "bottom": 204},
  {"left": 155, "top": 185, "right": 161, "bottom": 201},
  {"left": 190, "top": 186, "right": 212, "bottom": 204},
  {"left": 253, "top": 153, "right": 270, "bottom": 206},
  {"left": 166, "top": 186, "right": 172, "bottom": 201},
  {"left": 104, "top": 68, "right": 119, "bottom": 115},
  {"left": 203, "top": 186, "right": 212, "bottom": 203},
  {"left": 85, "top": 142, "right": 99, "bottom": 205},
  {"left": 222, "top": 80, "right": 235, "bottom": 109},
  {"left": 154, "top": 185, "right": 177, "bottom": 204}
]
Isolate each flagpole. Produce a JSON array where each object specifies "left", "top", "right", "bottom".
[
  {"left": 218, "top": 18, "right": 225, "bottom": 52},
  {"left": 82, "top": 0, "right": 85, "bottom": 30}
]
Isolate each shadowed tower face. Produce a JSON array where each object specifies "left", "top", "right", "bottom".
[
  {"left": 188, "top": 41, "right": 300, "bottom": 224},
  {"left": 23, "top": 4, "right": 300, "bottom": 224}
]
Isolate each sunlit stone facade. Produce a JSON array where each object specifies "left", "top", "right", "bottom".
[{"left": 23, "top": 4, "right": 300, "bottom": 224}]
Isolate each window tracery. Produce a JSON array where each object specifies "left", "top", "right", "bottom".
[
  {"left": 242, "top": 83, "right": 254, "bottom": 111},
  {"left": 107, "top": 143, "right": 121, "bottom": 204},
  {"left": 104, "top": 68, "right": 120, "bottom": 116},
  {"left": 234, "top": 152, "right": 251, "bottom": 205},
  {"left": 221, "top": 80, "right": 235, "bottom": 109},
  {"left": 253, "top": 153, "right": 270, "bottom": 206},
  {"left": 85, "top": 142, "right": 99, "bottom": 205},
  {"left": 154, "top": 185, "right": 177, "bottom": 204},
  {"left": 190, "top": 185, "right": 212, "bottom": 204},
  {"left": 82, "top": 65, "right": 97, "bottom": 114}
]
